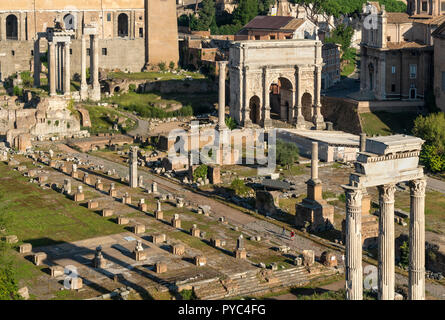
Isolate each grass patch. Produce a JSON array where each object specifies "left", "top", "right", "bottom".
[
  {"left": 82, "top": 105, "right": 136, "bottom": 135},
  {"left": 0, "top": 162, "right": 126, "bottom": 247},
  {"left": 108, "top": 71, "right": 205, "bottom": 81},
  {"left": 360, "top": 111, "right": 417, "bottom": 136}
]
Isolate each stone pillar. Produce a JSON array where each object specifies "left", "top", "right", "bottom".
[
  {"left": 312, "top": 65, "right": 325, "bottom": 130},
  {"left": 344, "top": 186, "right": 363, "bottom": 300},
  {"left": 129, "top": 146, "right": 138, "bottom": 188},
  {"left": 377, "top": 184, "right": 396, "bottom": 300},
  {"left": 0, "top": 15, "right": 5, "bottom": 41},
  {"left": 261, "top": 67, "right": 272, "bottom": 128},
  {"left": 408, "top": 178, "right": 426, "bottom": 300},
  {"left": 295, "top": 67, "right": 305, "bottom": 129},
  {"left": 217, "top": 61, "right": 228, "bottom": 131},
  {"left": 63, "top": 42, "right": 71, "bottom": 95},
  {"left": 91, "top": 35, "right": 100, "bottom": 101},
  {"left": 242, "top": 66, "right": 252, "bottom": 127},
  {"left": 48, "top": 41, "right": 57, "bottom": 96},
  {"left": 360, "top": 133, "right": 367, "bottom": 152},
  {"left": 311, "top": 142, "right": 318, "bottom": 180},
  {"left": 33, "top": 38, "right": 41, "bottom": 87},
  {"left": 80, "top": 34, "right": 88, "bottom": 100}
]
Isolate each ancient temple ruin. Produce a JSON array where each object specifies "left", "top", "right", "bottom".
[{"left": 343, "top": 134, "right": 426, "bottom": 300}]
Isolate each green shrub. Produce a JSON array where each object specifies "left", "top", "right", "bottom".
[
  {"left": 400, "top": 241, "right": 409, "bottom": 267},
  {"left": 169, "top": 61, "right": 175, "bottom": 70},
  {"left": 128, "top": 84, "right": 137, "bottom": 92},
  {"left": 193, "top": 164, "right": 208, "bottom": 182},
  {"left": 158, "top": 62, "right": 167, "bottom": 71},
  {"left": 20, "top": 71, "right": 33, "bottom": 88},
  {"left": 13, "top": 86, "right": 22, "bottom": 97},
  {"left": 230, "top": 178, "right": 252, "bottom": 197},
  {"left": 276, "top": 139, "right": 299, "bottom": 169},
  {"left": 179, "top": 289, "right": 197, "bottom": 300},
  {"left": 225, "top": 117, "right": 237, "bottom": 130}
]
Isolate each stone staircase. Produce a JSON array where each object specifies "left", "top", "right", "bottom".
[{"left": 193, "top": 265, "right": 336, "bottom": 300}]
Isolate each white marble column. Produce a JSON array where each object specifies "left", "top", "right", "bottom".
[
  {"left": 217, "top": 61, "right": 227, "bottom": 131},
  {"left": 312, "top": 65, "right": 325, "bottom": 130},
  {"left": 129, "top": 146, "right": 138, "bottom": 188},
  {"left": 311, "top": 142, "right": 318, "bottom": 180},
  {"left": 91, "top": 35, "right": 100, "bottom": 101},
  {"left": 378, "top": 183, "right": 396, "bottom": 300},
  {"left": 80, "top": 34, "right": 88, "bottom": 100},
  {"left": 261, "top": 67, "right": 272, "bottom": 128},
  {"left": 48, "top": 41, "right": 56, "bottom": 96},
  {"left": 408, "top": 178, "right": 426, "bottom": 300},
  {"left": 344, "top": 186, "right": 363, "bottom": 300},
  {"left": 63, "top": 42, "right": 71, "bottom": 95}
]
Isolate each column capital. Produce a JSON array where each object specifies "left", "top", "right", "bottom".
[
  {"left": 343, "top": 186, "right": 363, "bottom": 208},
  {"left": 409, "top": 178, "right": 426, "bottom": 197},
  {"left": 378, "top": 183, "right": 396, "bottom": 203}
]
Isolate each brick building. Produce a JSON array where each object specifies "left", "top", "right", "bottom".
[
  {"left": 432, "top": 22, "right": 445, "bottom": 112},
  {"left": 359, "top": 1, "right": 445, "bottom": 101},
  {"left": 0, "top": 0, "right": 179, "bottom": 80}
]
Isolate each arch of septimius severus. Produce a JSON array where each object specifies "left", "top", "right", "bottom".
[
  {"left": 344, "top": 134, "right": 426, "bottom": 300},
  {"left": 0, "top": 0, "right": 178, "bottom": 80},
  {"left": 228, "top": 39, "right": 326, "bottom": 129}
]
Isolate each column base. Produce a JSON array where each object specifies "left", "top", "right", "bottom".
[
  {"left": 242, "top": 119, "right": 253, "bottom": 128},
  {"left": 261, "top": 118, "right": 273, "bottom": 129},
  {"left": 80, "top": 84, "right": 88, "bottom": 101},
  {"left": 295, "top": 115, "right": 306, "bottom": 129},
  {"left": 90, "top": 86, "right": 101, "bottom": 102}
]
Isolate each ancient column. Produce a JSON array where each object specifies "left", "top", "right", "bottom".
[
  {"left": 408, "top": 178, "right": 426, "bottom": 300},
  {"left": 91, "top": 35, "right": 100, "bottom": 101},
  {"left": 295, "top": 67, "right": 305, "bottom": 129},
  {"left": 33, "top": 38, "right": 41, "bottom": 87},
  {"left": 360, "top": 133, "right": 367, "bottom": 152},
  {"left": 377, "top": 184, "right": 396, "bottom": 300},
  {"left": 80, "top": 34, "right": 88, "bottom": 100},
  {"left": 63, "top": 42, "right": 71, "bottom": 95},
  {"left": 312, "top": 64, "right": 325, "bottom": 130},
  {"left": 261, "top": 67, "right": 272, "bottom": 128},
  {"left": 217, "top": 61, "right": 228, "bottom": 131},
  {"left": 129, "top": 146, "right": 138, "bottom": 188},
  {"left": 48, "top": 41, "right": 56, "bottom": 96},
  {"left": 344, "top": 186, "right": 363, "bottom": 300},
  {"left": 311, "top": 142, "right": 318, "bottom": 180}
]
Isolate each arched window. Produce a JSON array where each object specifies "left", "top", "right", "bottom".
[
  {"left": 118, "top": 13, "right": 129, "bottom": 37},
  {"left": 63, "top": 14, "right": 76, "bottom": 30},
  {"left": 6, "top": 15, "right": 18, "bottom": 40}
]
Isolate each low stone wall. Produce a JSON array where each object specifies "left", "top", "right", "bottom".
[{"left": 356, "top": 100, "right": 423, "bottom": 113}]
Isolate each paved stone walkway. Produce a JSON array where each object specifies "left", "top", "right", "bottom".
[{"left": 426, "top": 176, "right": 445, "bottom": 194}]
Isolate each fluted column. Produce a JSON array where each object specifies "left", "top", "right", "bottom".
[
  {"left": 63, "top": 42, "right": 71, "bottom": 95},
  {"left": 344, "top": 186, "right": 363, "bottom": 300},
  {"left": 80, "top": 34, "right": 88, "bottom": 100},
  {"left": 129, "top": 146, "right": 138, "bottom": 188},
  {"left": 311, "top": 142, "right": 318, "bottom": 180},
  {"left": 48, "top": 41, "right": 56, "bottom": 96},
  {"left": 409, "top": 178, "right": 426, "bottom": 300},
  {"left": 217, "top": 61, "right": 228, "bottom": 131},
  {"left": 378, "top": 183, "right": 396, "bottom": 300}
]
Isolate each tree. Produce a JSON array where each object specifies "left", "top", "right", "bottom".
[
  {"left": 276, "top": 140, "right": 299, "bottom": 169},
  {"left": 0, "top": 263, "right": 21, "bottom": 300},
  {"left": 195, "top": 0, "right": 216, "bottom": 31},
  {"left": 233, "top": 0, "right": 259, "bottom": 26},
  {"left": 412, "top": 112, "right": 445, "bottom": 173},
  {"left": 193, "top": 164, "right": 208, "bottom": 182}
]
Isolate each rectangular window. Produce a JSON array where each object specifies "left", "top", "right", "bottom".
[
  {"left": 139, "top": 28, "right": 143, "bottom": 38},
  {"left": 31, "top": 50, "right": 34, "bottom": 56},
  {"left": 11, "top": 50, "right": 15, "bottom": 56},
  {"left": 270, "top": 35, "right": 276, "bottom": 40},
  {"left": 392, "top": 66, "right": 396, "bottom": 74},
  {"left": 102, "top": 48, "right": 107, "bottom": 56},
  {"left": 391, "top": 84, "right": 396, "bottom": 92},
  {"left": 442, "top": 72, "right": 445, "bottom": 91},
  {"left": 410, "top": 64, "right": 417, "bottom": 79},
  {"left": 86, "top": 48, "right": 91, "bottom": 56},
  {"left": 422, "top": 1, "right": 427, "bottom": 11},
  {"left": 70, "top": 48, "right": 73, "bottom": 55},
  {"left": 107, "top": 13, "right": 111, "bottom": 21}
]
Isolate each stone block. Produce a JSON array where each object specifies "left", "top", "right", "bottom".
[
  {"left": 37, "top": 176, "right": 48, "bottom": 183},
  {"left": 211, "top": 238, "right": 222, "bottom": 248},
  {"left": 172, "top": 218, "right": 181, "bottom": 229},
  {"left": 19, "top": 243, "right": 32, "bottom": 253},
  {"left": 34, "top": 252, "right": 47, "bottom": 266},
  {"left": 88, "top": 200, "right": 99, "bottom": 209},
  {"left": 155, "top": 211, "right": 163, "bottom": 220},
  {"left": 74, "top": 193, "right": 84, "bottom": 202},
  {"left": 191, "top": 227, "right": 200, "bottom": 237},
  {"left": 70, "top": 277, "right": 83, "bottom": 290},
  {"left": 109, "top": 189, "right": 117, "bottom": 197},
  {"left": 152, "top": 234, "right": 166, "bottom": 244},
  {"left": 50, "top": 265, "right": 65, "bottom": 277},
  {"left": 156, "top": 262, "right": 167, "bottom": 273},
  {"left": 5, "top": 235, "right": 18, "bottom": 244},
  {"left": 18, "top": 287, "right": 29, "bottom": 300},
  {"left": 302, "top": 250, "right": 315, "bottom": 266},
  {"left": 320, "top": 251, "right": 337, "bottom": 267},
  {"left": 134, "top": 250, "right": 147, "bottom": 261},
  {"left": 235, "top": 248, "right": 247, "bottom": 259},
  {"left": 172, "top": 244, "right": 185, "bottom": 255},
  {"left": 133, "top": 224, "right": 145, "bottom": 234},
  {"left": 102, "top": 209, "right": 114, "bottom": 217},
  {"left": 138, "top": 203, "right": 147, "bottom": 212},
  {"left": 194, "top": 255, "right": 207, "bottom": 266},
  {"left": 118, "top": 217, "right": 130, "bottom": 225}
]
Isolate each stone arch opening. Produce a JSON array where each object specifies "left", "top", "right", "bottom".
[
  {"left": 269, "top": 77, "right": 293, "bottom": 122},
  {"left": 118, "top": 13, "right": 129, "bottom": 37},
  {"left": 6, "top": 15, "right": 18, "bottom": 40},
  {"left": 249, "top": 95, "right": 261, "bottom": 125},
  {"left": 301, "top": 92, "right": 313, "bottom": 122},
  {"left": 63, "top": 14, "right": 76, "bottom": 30}
]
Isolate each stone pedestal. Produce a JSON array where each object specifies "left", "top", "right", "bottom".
[
  {"left": 191, "top": 226, "right": 200, "bottom": 237},
  {"left": 133, "top": 224, "right": 145, "bottom": 234},
  {"left": 34, "top": 252, "right": 47, "bottom": 266},
  {"left": 50, "top": 266, "right": 64, "bottom": 277},
  {"left": 302, "top": 250, "right": 315, "bottom": 266},
  {"left": 155, "top": 210, "right": 163, "bottom": 220},
  {"left": 172, "top": 218, "right": 181, "bottom": 229},
  {"left": 109, "top": 188, "right": 117, "bottom": 197},
  {"left": 102, "top": 209, "right": 113, "bottom": 217},
  {"left": 156, "top": 262, "right": 167, "bottom": 273},
  {"left": 117, "top": 217, "right": 129, "bottom": 225},
  {"left": 74, "top": 193, "right": 84, "bottom": 202},
  {"left": 152, "top": 234, "right": 166, "bottom": 244},
  {"left": 235, "top": 248, "right": 247, "bottom": 259},
  {"left": 88, "top": 200, "right": 99, "bottom": 209},
  {"left": 172, "top": 244, "right": 185, "bottom": 255},
  {"left": 194, "top": 255, "right": 207, "bottom": 266},
  {"left": 19, "top": 243, "right": 32, "bottom": 254}
]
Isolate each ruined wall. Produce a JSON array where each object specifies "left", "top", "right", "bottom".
[{"left": 321, "top": 96, "right": 362, "bottom": 135}]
